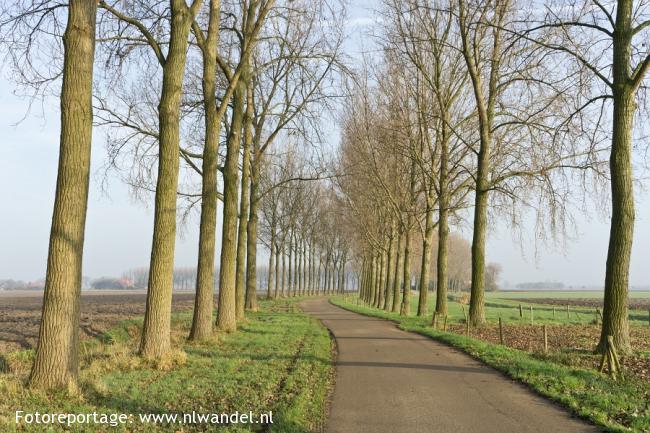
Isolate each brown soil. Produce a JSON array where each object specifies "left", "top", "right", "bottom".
[
  {"left": 445, "top": 322, "right": 650, "bottom": 381},
  {"left": 0, "top": 290, "right": 208, "bottom": 355}
]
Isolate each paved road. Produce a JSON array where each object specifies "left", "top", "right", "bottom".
[{"left": 299, "top": 298, "right": 601, "bottom": 433}]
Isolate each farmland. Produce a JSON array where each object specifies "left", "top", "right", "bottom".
[
  {"left": 0, "top": 291, "right": 199, "bottom": 355},
  {"left": 0, "top": 297, "right": 334, "bottom": 432}
]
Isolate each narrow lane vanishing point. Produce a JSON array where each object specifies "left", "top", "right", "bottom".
[{"left": 299, "top": 298, "right": 602, "bottom": 433}]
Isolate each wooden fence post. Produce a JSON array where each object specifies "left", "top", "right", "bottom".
[
  {"left": 552, "top": 306, "right": 556, "bottom": 319},
  {"left": 543, "top": 325, "right": 548, "bottom": 353},
  {"left": 499, "top": 317, "right": 504, "bottom": 345},
  {"left": 519, "top": 304, "right": 523, "bottom": 318},
  {"left": 530, "top": 306, "right": 534, "bottom": 325},
  {"left": 566, "top": 305, "right": 570, "bottom": 320}
]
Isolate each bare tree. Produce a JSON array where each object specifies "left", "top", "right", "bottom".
[{"left": 520, "top": 0, "right": 650, "bottom": 353}]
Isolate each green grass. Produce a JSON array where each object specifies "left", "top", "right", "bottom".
[
  {"left": 407, "top": 292, "right": 650, "bottom": 326},
  {"left": 332, "top": 296, "right": 650, "bottom": 433},
  {"left": 487, "top": 290, "right": 650, "bottom": 300},
  {"left": 0, "top": 299, "right": 334, "bottom": 432}
]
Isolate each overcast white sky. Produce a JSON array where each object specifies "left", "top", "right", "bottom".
[{"left": 0, "top": 1, "right": 648, "bottom": 288}]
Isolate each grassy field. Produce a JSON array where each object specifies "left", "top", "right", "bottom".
[
  {"left": 408, "top": 292, "right": 650, "bottom": 327},
  {"left": 488, "top": 290, "right": 650, "bottom": 300},
  {"left": 0, "top": 299, "right": 334, "bottom": 433},
  {"left": 332, "top": 295, "right": 650, "bottom": 433}
]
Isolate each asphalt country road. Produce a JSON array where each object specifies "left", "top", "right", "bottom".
[{"left": 300, "top": 298, "right": 601, "bottom": 433}]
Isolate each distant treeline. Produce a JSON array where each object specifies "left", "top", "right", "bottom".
[
  {"left": 0, "top": 279, "right": 44, "bottom": 291},
  {"left": 120, "top": 266, "right": 359, "bottom": 292},
  {"left": 515, "top": 282, "right": 566, "bottom": 290}
]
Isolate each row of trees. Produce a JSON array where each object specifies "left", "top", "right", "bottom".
[
  {"left": 338, "top": 0, "right": 650, "bottom": 355},
  {"left": 258, "top": 149, "right": 355, "bottom": 298},
  {"left": 0, "top": 0, "right": 345, "bottom": 390},
  {"left": 2, "top": 0, "right": 648, "bottom": 392}
]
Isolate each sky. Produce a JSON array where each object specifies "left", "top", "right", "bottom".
[{"left": 0, "top": 1, "right": 649, "bottom": 288}]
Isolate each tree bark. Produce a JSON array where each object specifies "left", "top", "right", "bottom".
[
  {"left": 302, "top": 239, "right": 308, "bottom": 295},
  {"left": 401, "top": 230, "right": 411, "bottom": 316},
  {"left": 288, "top": 235, "right": 294, "bottom": 296},
  {"left": 274, "top": 242, "right": 281, "bottom": 298},
  {"left": 435, "top": 203, "right": 449, "bottom": 318},
  {"left": 281, "top": 241, "right": 287, "bottom": 297},
  {"left": 371, "top": 254, "right": 379, "bottom": 306},
  {"left": 141, "top": 1, "right": 199, "bottom": 355},
  {"left": 377, "top": 249, "right": 386, "bottom": 308},
  {"left": 189, "top": 0, "right": 221, "bottom": 342},
  {"left": 418, "top": 204, "right": 434, "bottom": 317},
  {"left": 469, "top": 182, "right": 488, "bottom": 326},
  {"left": 598, "top": 0, "right": 636, "bottom": 354},
  {"left": 297, "top": 238, "right": 303, "bottom": 295},
  {"left": 216, "top": 73, "right": 245, "bottom": 332},
  {"left": 317, "top": 257, "right": 322, "bottom": 294},
  {"left": 29, "top": 0, "right": 97, "bottom": 390},
  {"left": 392, "top": 233, "right": 403, "bottom": 313},
  {"left": 245, "top": 127, "right": 260, "bottom": 311},
  {"left": 267, "top": 233, "right": 275, "bottom": 299},
  {"left": 234, "top": 79, "right": 252, "bottom": 319},
  {"left": 383, "top": 231, "right": 394, "bottom": 311}
]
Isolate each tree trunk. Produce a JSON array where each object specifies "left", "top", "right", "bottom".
[
  {"left": 234, "top": 128, "right": 250, "bottom": 319},
  {"left": 459, "top": 0, "right": 493, "bottom": 328},
  {"left": 281, "top": 242, "right": 287, "bottom": 297},
  {"left": 363, "top": 260, "right": 367, "bottom": 300},
  {"left": 383, "top": 232, "right": 394, "bottom": 311},
  {"left": 435, "top": 118, "right": 451, "bottom": 318},
  {"left": 377, "top": 250, "right": 386, "bottom": 308},
  {"left": 297, "top": 238, "right": 303, "bottom": 295},
  {"left": 308, "top": 242, "right": 314, "bottom": 295},
  {"left": 216, "top": 71, "right": 245, "bottom": 332},
  {"left": 598, "top": 0, "right": 635, "bottom": 354},
  {"left": 435, "top": 207, "right": 449, "bottom": 318},
  {"left": 418, "top": 204, "right": 434, "bottom": 316},
  {"left": 401, "top": 230, "right": 411, "bottom": 316},
  {"left": 267, "top": 241, "right": 274, "bottom": 299},
  {"left": 371, "top": 255, "right": 378, "bottom": 306},
  {"left": 302, "top": 240, "right": 308, "bottom": 295},
  {"left": 294, "top": 238, "right": 300, "bottom": 296},
  {"left": 469, "top": 176, "right": 488, "bottom": 326},
  {"left": 141, "top": 1, "right": 198, "bottom": 355},
  {"left": 274, "top": 243, "right": 280, "bottom": 298},
  {"left": 317, "top": 258, "right": 322, "bottom": 294},
  {"left": 288, "top": 235, "right": 294, "bottom": 296},
  {"left": 245, "top": 155, "right": 260, "bottom": 310},
  {"left": 392, "top": 233, "right": 403, "bottom": 313},
  {"left": 324, "top": 257, "right": 330, "bottom": 295},
  {"left": 29, "top": 0, "right": 97, "bottom": 390},
  {"left": 189, "top": 0, "right": 221, "bottom": 341}
]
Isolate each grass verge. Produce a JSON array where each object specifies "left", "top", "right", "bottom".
[
  {"left": 0, "top": 298, "right": 334, "bottom": 432},
  {"left": 331, "top": 296, "right": 649, "bottom": 433}
]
